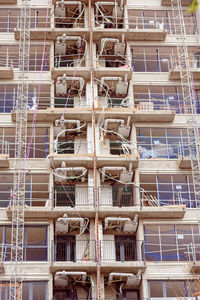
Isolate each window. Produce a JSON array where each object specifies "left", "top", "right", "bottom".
[
  {"left": 148, "top": 280, "right": 200, "bottom": 298},
  {"left": 140, "top": 173, "right": 195, "bottom": 208},
  {"left": 54, "top": 185, "right": 75, "bottom": 207},
  {"left": 55, "top": 235, "right": 75, "bottom": 262},
  {"left": 0, "top": 225, "right": 48, "bottom": 261},
  {"left": 144, "top": 224, "right": 200, "bottom": 262},
  {"left": 54, "top": 289, "right": 78, "bottom": 300},
  {"left": 117, "top": 289, "right": 139, "bottom": 300},
  {"left": 115, "top": 236, "right": 136, "bottom": 262},
  {"left": 112, "top": 186, "right": 134, "bottom": 207},
  {"left": 0, "top": 282, "right": 47, "bottom": 300}
]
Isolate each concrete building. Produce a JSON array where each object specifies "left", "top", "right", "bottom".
[{"left": 0, "top": 0, "right": 200, "bottom": 299}]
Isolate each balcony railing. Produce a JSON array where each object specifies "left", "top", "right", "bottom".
[
  {"left": 53, "top": 239, "right": 96, "bottom": 262},
  {"left": 144, "top": 241, "right": 200, "bottom": 262},
  {"left": 53, "top": 186, "right": 94, "bottom": 207},
  {"left": 98, "top": 185, "right": 139, "bottom": 207},
  {"left": 140, "top": 184, "right": 195, "bottom": 208},
  {"left": 138, "top": 142, "right": 192, "bottom": 160},
  {"left": 52, "top": 239, "right": 144, "bottom": 263},
  {"left": 133, "top": 92, "right": 200, "bottom": 114}
]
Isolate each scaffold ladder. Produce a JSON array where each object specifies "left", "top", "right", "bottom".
[
  {"left": 172, "top": 0, "right": 200, "bottom": 206},
  {"left": 9, "top": 0, "right": 30, "bottom": 299}
]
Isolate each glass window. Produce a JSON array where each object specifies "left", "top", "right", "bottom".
[
  {"left": 33, "top": 282, "right": 47, "bottom": 300},
  {"left": 145, "top": 224, "right": 200, "bottom": 262},
  {"left": 149, "top": 282, "right": 163, "bottom": 297},
  {"left": 0, "top": 282, "right": 7, "bottom": 300},
  {"left": 166, "top": 281, "right": 185, "bottom": 297},
  {"left": 149, "top": 281, "right": 189, "bottom": 298},
  {"left": 0, "top": 282, "right": 47, "bottom": 300},
  {"left": 24, "top": 226, "right": 47, "bottom": 261}
]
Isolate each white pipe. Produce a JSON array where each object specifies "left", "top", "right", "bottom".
[
  {"left": 96, "top": 1, "right": 119, "bottom": 6},
  {"left": 55, "top": 271, "right": 87, "bottom": 281},
  {"left": 57, "top": 216, "right": 84, "bottom": 224},
  {"left": 101, "top": 38, "right": 119, "bottom": 44},
  {"left": 56, "top": 34, "right": 81, "bottom": 43},
  {"left": 101, "top": 166, "right": 126, "bottom": 182},
  {"left": 104, "top": 119, "right": 125, "bottom": 131},
  {"left": 108, "top": 272, "right": 134, "bottom": 283},
  {"left": 53, "top": 166, "right": 87, "bottom": 180},
  {"left": 56, "top": 1, "right": 83, "bottom": 6}
]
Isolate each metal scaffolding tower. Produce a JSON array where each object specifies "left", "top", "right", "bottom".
[
  {"left": 9, "top": 0, "right": 30, "bottom": 299},
  {"left": 172, "top": 0, "right": 200, "bottom": 207}
]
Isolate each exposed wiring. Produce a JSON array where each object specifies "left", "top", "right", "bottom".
[
  {"left": 52, "top": 167, "right": 87, "bottom": 180},
  {"left": 98, "top": 167, "right": 144, "bottom": 192}
]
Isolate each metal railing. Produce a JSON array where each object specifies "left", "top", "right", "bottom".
[
  {"left": 94, "top": 14, "right": 197, "bottom": 35},
  {"left": 98, "top": 185, "right": 139, "bottom": 207},
  {"left": 53, "top": 239, "right": 96, "bottom": 262},
  {"left": 140, "top": 183, "right": 195, "bottom": 208},
  {"left": 133, "top": 91, "right": 200, "bottom": 114},
  {"left": 53, "top": 186, "right": 94, "bottom": 207},
  {"left": 187, "top": 243, "right": 200, "bottom": 262},
  {"left": 138, "top": 142, "right": 191, "bottom": 160},
  {"left": 100, "top": 240, "right": 144, "bottom": 262},
  {"left": 52, "top": 239, "right": 144, "bottom": 263},
  {"left": 0, "top": 50, "right": 50, "bottom": 71},
  {"left": 144, "top": 241, "right": 200, "bottom": 262},
  {"left": 0, "top": 138, "right": 50, "bottom": 158}
]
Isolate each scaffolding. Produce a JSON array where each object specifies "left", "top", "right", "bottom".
[
  {"left": 9, "top": 0, "right": 30, "bottom": 299},
  {"left": 171, "top": 0, "right": 200, "bottom": 207}
]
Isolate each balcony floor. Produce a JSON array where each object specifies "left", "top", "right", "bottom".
[
  {"left": 0, "top": 154, "right": 9, "bottom": 168},
  {"left": 0, "top": 67, "right": 13, "bottom": 79},
  {"left": 169, "top": 68, "right": 200, "bottom": 80}
]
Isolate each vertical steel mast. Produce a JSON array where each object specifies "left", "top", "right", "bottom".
[
  {"left": 9, "top": 0, "right": 30, "bottom": 299},
  {"left": 172, "top": 0, "right": 200, "bottom": 206}
]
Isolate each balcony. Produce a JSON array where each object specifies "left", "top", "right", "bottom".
[
  {"left": 0, "top": 0, "right": 16, "bottom": 3},
  {"left": 133, "top": 87, "right": 200, "bottom": 116},
  {"left": 169, "top": 56, "right": 200, "bottom": 81},
  {"left": 50, "top": 237, "right": 146, "bottom": 273},
  {"left": 161, "top": 0, "right": 191, "bottom": 5},
  {"left": 52, "top": 185, "right": 95, "bottom": 218},
  {"left": 93, "top": 15, "right": 167, "bottom": 41},
  {"left": 98, "top": 185, "right": 139, "bottom": 217},
  {"left": 0, "top": 55, "right": 13, "bottom": 79},
  {"left": 186, "top": 243, "right": 200, "bottom": 273}
]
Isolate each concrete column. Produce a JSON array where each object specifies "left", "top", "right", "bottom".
[
  {"left": 84, "top": 6, "right": 89, "bottom": 28},
  {"left": 130, "top": 122, "right": 137, "bottom": 155},
  {"left": 86, "top": 82, "right": 91, "bottom": 106},
  {"left": 196, "top": 6, "right": 200, "bottom": 36},
  {"left": 50, "top": 78, "right": 54, "bottom": 108},
  {"left": 49, "top": 219, "right": 54, "bottom": 263},
  {"left": 50, "top": 41, "right": 54, "bottom": 71},
  {"left": 126, "top": 43, "right": 132, "bottom": 67},
  {"left": 141, "top": 276, "right": 148, "bottom": 300},
  {"left": 123, "top": 5, "right": 129, "bottom": 30},
  {"left": 49, "top": 123, "right": 54, "bottom": 154},
  {"left": 93, "top": 43, "right": 97, "bottom": 68},
  {"left": 134, "top": 168, "right": 140, "bottom": 207},
  {"left": 128, "top": 79, "right": 134, "bottom": 108},
  {"left": 48, "top": 273, "right": 53, "bottom": 300},
  {"left": 136, "top": 220, "right": 144, "bottom": 261},
  {"left": 87, "top": 123, "right": 93, "bottom": 154}
]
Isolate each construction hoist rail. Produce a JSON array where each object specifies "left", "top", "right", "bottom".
[
  {"left": 9, "top": 0, "right": 30, "bottom": 299},
  {"left": 172, "top": 0, "right": 200, "bottom": 207}
]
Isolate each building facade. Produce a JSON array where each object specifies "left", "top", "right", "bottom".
[{"left": 0, "top": 0, "right": 200, "bottom": 299}]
